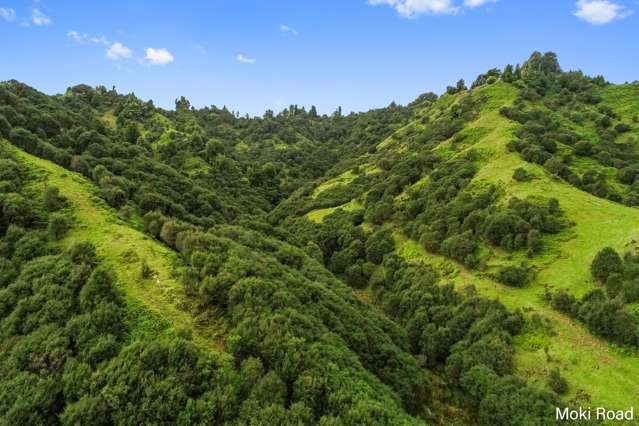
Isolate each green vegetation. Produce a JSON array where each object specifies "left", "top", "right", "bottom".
[{"left": 2, "top": 51, "right": 639, "bottom": 424}]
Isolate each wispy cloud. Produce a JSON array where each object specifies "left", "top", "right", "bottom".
[
  {"left": 106, "top": 42, "right": 132, "bottom": 60},
  {"left": 280, "top": 24, "right": 298, "bottom": 35},
  {"left": 368, "top": 0, "right": 459, "bottom": 17},
  {"left": 368, "top": 0, "right": 499, "bottom": 17},
  {"left": 236, "top": 53, "right": 256, "bottom": 64},
  {"left": 31, "top": 8, "right": 51, "bottom": 25},
  {"left": 463, "top": 0, "right": 497, "bottom": 7},
  {"left": 90, "top": 35, "right": 109, "bottom": 44},
  {"left": 574, "top": 0, "right": 631, "bottom": 24},
  {"left": 144, "top": 47, "right": 175, "bottom": 65},
  {"left": 0, "top": 7, "right": 16, "bottom": 22},
  {"left": 68, "top": 30, "right": 109, "bottom": 44}
]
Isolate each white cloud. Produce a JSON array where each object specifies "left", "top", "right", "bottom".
[
  {"left": 368, "top": 0, "right": 501, "bottom": 16},
  {"left": 574, "top": 0, "right": 631, "bottom": 24},
  {"left": 68, "top": 31, "right": 110, "bottom": 44},
  {"left": 67, "top": 30, "right": 83, "bottom": 42},
  {"left": 90, "top": 35, "right": 109, "bottom": 44},
  {"left": 464, "top": 0, "right": 497, "bottom": 7},
  {"left": 368, "top": 0, "right": 459, "bottom": 17},
  {"left": 280, "top": 24, "right": 298, "bottom": 34},
  {"left": 106, "top": 42, "right": 132, "bottom": 60},
  {"left": 31, "top": 8, "right": 51, "bottom": 25},
  {"left": 236, "top": 53, "right": 256, "bottom": 64},
  {"left": 0, "top": 7, "right": 16, "bottom": 22},
  {"left": 144, "top": 47, "right": 175, "bottom": 65}
]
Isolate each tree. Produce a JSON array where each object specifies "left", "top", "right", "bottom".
[
  {"left": 512, "top": 167, "right": 529, "bottom": 182},
  {"left": 502, "top": 64, "right": 514, "bottom": 83},
  {"left": 573, "top": 140, "right": 593, "bottom": 156},
  {"left": 365, "top": 229, "right": 395, "bottom": 264},
  {"left": 43, "top": 186, "right": 64, "bottom": 211},
  {"left": 548, "top": 368, "right": 568, "bottom": 394},
  {"left": 526, "top": 229, "right": 543, "bottom": 254},
  {"left": 68, "top": 241, "right": 97, "bottom": 267},
  {"left": 47, "top": 213, "right": 70, "bottom": 240},
  {"left": 591, "top": 247, "right": 623, "bottom": 282},
  {"left": 0, "top": 114, "right": 11, "bottom": 137},
  {"left": 497, "top": 265, "right": 531, "bottom": 287}
]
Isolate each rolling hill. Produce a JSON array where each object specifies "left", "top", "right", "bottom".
[{"left": 2, "top": 51, "right": 639, "bottom": 425}]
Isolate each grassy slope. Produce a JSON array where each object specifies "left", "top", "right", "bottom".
[
  {"left": 299, "top": 82, "right": 639, "bottom": 412},
  {"left": 2, "top": 141, "right": 226, "bottom": 354},
  {"left": 395, "top": 82, "right": 639, "bottom": 412},
  {"left": 306, "top": 198, "right": 363, "bottom": 223}
]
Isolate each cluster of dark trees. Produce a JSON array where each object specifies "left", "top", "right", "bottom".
[
  {"left": 144, "top": 215, "right": 430, "bottom": 421},
  {"left": 130, "top": 193, "right": 569, "bottom": 425},
  {"left": 398, "top": 155, "right": 564, "bottom": 270},
  {"left": 0, "top": 79, "right": 414, "bottom": 229},
  {"left": 1, "top": 147, "right": 429, "bottom": 424},
  {"left": 4, "top": 150, "right": 332, "bottom": 424},
  {"left": 591, "top": 247, "right": 639, "bottom": 302},
  {"left": 550, "top": 247, "right": 639, "bottom": 348},
  {"left": 373, "top": 255, "right": 562, "bottom": 425},
  {"left": 500, "top": 52, "right": 639, "bottom": 205},
  {"left": 551, "top": 289, "right": 639, "bottom": 348}
]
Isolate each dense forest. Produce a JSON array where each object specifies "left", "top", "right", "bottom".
[{"left": 1, "top": 52, "right": 638, "bottom": 424}]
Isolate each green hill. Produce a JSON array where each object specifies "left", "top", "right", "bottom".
[
  {"left": 2, "top": 140, "right": 227, "bottom": 351},
  {"left": 277, "top": 54, "right": 639, "bottom": 414},
  {"left": 2, "top": 52, "right": 639, "bottom": 424}
]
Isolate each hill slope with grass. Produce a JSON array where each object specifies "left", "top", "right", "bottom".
[
  {"left": 2, "top": 140, "right": 226, "bottom": 350},
  {"left": 275, "top": 53, "right": 639, "bottom": 415}
]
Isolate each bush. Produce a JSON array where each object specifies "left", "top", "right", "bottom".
[
  {"left": 0, "top": 114, "right": 11, "bottom": 137},
  {"left": 591, "top": 247, "right": 623, "bottom": 282},
  {"left": 47, "top": 213, "right": 71, "bottom": 240},
  {"left": 68, "top": 241, "right": 97, "bottom": 267},
  {"left": 512, "top": 167, "right": 530, "bottom": 182},
  {"left": 365, "top": 229, "right": 395, "bottom": 264},
  {"left": 573, "top": 141, "right": 593, "bottom": 157},
  {"left": 140, "top": 260, "right": 153, "bottom": 279},
  {"left": 43, "top": 186, "right": 64, "bottom": 211},
  {"left": 497, "top": 265, "right": 531, "bottom": 287},
  {"left": 548, "top": 368, "right": 568, "bottom": 394}
]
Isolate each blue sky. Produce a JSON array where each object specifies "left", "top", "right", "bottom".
[{"left": 1, "top": 0, "right": 637, "bottom": 116}]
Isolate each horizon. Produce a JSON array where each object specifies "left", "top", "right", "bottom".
[{"left": 1, "top": 1, "right": 638, "bottom": 116}]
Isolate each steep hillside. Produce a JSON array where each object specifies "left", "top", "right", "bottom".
[
  {"left": 276, "top": 54, "right": 639, "bottom": 413},
  {"left": 2, "top": 140, "right": 226, "bottom": 350},
  {"left": 1, "top": 142, "right": 432, "bottom": 424}
]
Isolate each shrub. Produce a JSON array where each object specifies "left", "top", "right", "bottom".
[
  {"left": 497, "top": 265, "right": 531, "bottom": 287},
  {"left": 573, "top": 141, "right": 593, "bottom": 157},
  {"left": 591, "top": 247, "right": 623, "bottom": 282},
  {"left": 366, "top": 229, "right": 395, "bottom": 264},
  {"left": 548, "top": 368, "right": 568, "bottom": 394},
  {"left": 47, "top": 213, "right": 71, "bottom": 240},
  {"left": 43, "top": 186, "right": 64, "bottom": 211},
  {"left": 512, "top": 167, "right": 529, "bottom": 182},
  {"left": 68, "top": 241, "right": 97, "bottom": 267},
  {"left": 140, "top": 260, "right": 153, "bottom": 279}
]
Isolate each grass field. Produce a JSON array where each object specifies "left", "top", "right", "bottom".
[
  {"left": 3, "top": 141, "right": 226, "bottom": 354},
  {"left": 306, "top": 198, "right": 363, "bottom": 223}
]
